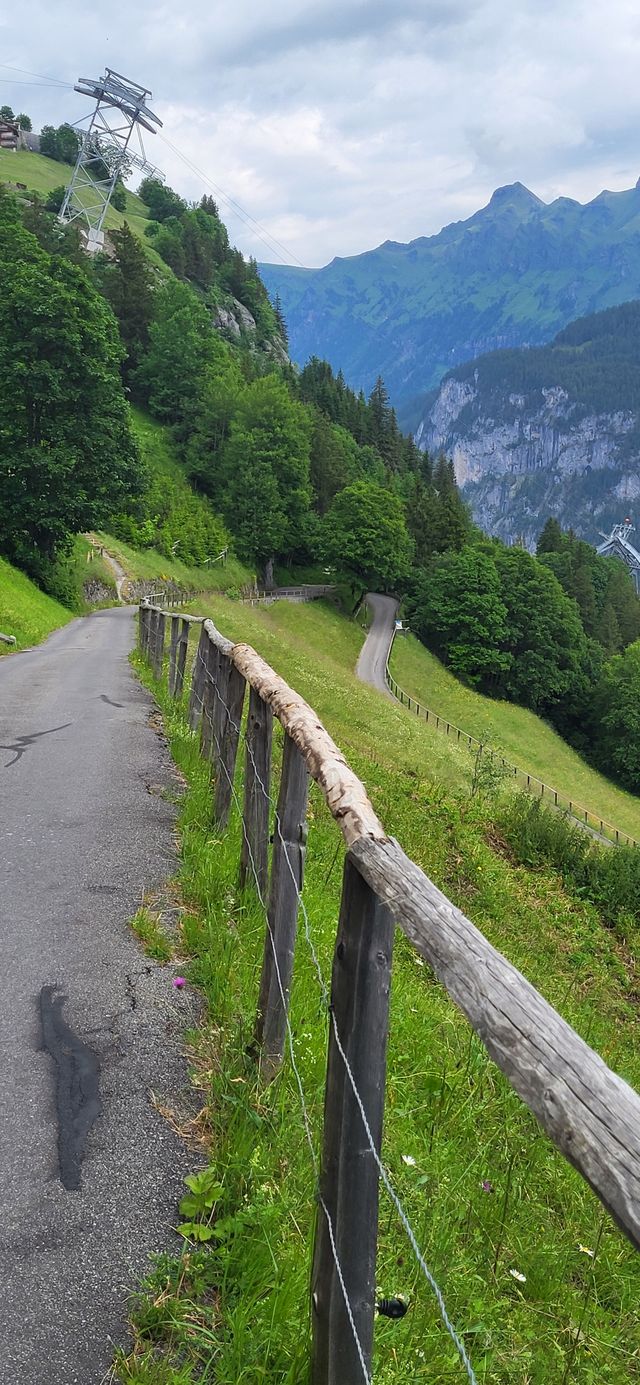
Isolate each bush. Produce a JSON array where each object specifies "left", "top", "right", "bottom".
[{"left": 496, "top": 793, "right": 640, "bottom": 928}]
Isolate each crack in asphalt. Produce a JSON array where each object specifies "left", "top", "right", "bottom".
[
  {"left": 98, "top": 694, "right": 124, "bottom": 709},
  {"left": 39, "top": 986, "right": 102, "bottom": 1192},
  {"left": 0, "top": 723, "right": 72, "bottom": 768}
]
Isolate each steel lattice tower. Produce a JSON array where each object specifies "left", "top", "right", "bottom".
[{"left": 59, "top": 69, "right": 163, "bottom": 252}]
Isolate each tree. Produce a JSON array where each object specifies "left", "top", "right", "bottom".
[
  {"left": 322, "top": 481, "right": 412, "bottom": 595},
  {"left": 16, "top": 113, "right": 32, "bottom": 131},
  {"left": 138, "top": 177, "right": 186, "bottom": 222},
  {"left": 134, "top": 279, "right": 217, "bottom": 422},
  {"left": 407, "top": 548, "right": 511, "bottom": 687},
  {"left": 216, "top": 375, "right": 312, "bottom": 577},
  {"left": 536, "top": 517, "right": 564, "bottom": 554},
  {"left": 592, "top": 642, "right": 640, "bottom": 791},
  {"left": 493, "top": 546, "right": 589, "bottom": 712},
  {"left": 0, "top": 190, "right": 143, "bottom": 580},
  {"left": 39, "top": 124, "right": 58, "bottom": 160},
  {"left": 95, "top": 224, "right": 155, "bottom": 381},
  {"left": 431, "top": 455, "right": 472, "bottom": 552},
  {"left": 45, "top": 185, "right": 67, "bottom": 214},
  {"left": 0, "top": 105, "right": 14, "bottom": 122},
  {"left": 111, "top": 178, "right": 127, "bottom": 212},
  {"left": 55, "top": 123, "right": 80, "bottom": 164},
  {"left": 186, "top": 353, "right": 245, "bottom": 498}
]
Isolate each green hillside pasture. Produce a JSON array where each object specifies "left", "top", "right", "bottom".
[
  {"left": 0, "top": 555, "right": 72, "bottom": 651},
  {"left": 391, "top": 633, "right": 640, "bottom": 844},
  {"left": 121, "top": 594, "right": 640, "bottom": 1384},
  {"left": 0, "top": 148, "right": 159, "bottom": 250}
]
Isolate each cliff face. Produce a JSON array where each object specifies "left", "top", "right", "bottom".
[{"left": 415, "top": 302, "right": 640, "bottom": 544}]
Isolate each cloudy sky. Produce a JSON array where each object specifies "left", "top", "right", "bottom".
[{"left": 3, "top": 0, "right": 640, "bottom": 267}]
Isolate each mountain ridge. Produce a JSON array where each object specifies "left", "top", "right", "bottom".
[{"left": 260, "top": 179, "right": 640, "bottom": 418}]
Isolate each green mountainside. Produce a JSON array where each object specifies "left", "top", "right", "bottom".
[
  {"left": 260, "top": 180, "right": 640, "bottom": 420},
  {"left": 417, "top": 299, "right": 640, "bottom": 544}
]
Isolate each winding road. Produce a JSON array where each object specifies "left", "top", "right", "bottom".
[
  {"left": 355, "top": 592, "right": 398, "bottom": 696},
  {"left": 0, "top": 607, "right": 192, "bottom": 1384}
]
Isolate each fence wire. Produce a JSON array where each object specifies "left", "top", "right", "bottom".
[
  {"left": 198, "top": 659, "right": 373, "bottom": 1385},
  {"left": 194, "top": 643, "right": 477, "bottom": 1385}
]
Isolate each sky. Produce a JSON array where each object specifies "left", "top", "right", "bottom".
[{"left": 3, "top": 0, "right": 640, "bottom": 267}]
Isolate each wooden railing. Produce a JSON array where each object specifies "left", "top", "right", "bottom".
[
  {"left": 240, "top": 583, "right": 336, "bottom": 604},
  {"left": 138, "top": 602, "right": 640, "bottom": 1384}
]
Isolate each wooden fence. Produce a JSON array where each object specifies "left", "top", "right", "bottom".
[
  {"left": 385, "top": 656, "right": 639, "bottom": 851},
  {"left": 240, "top": 583, "right": 336, "bottom": 604},
  {"left": 139, "top": 602, "right": 640, "bottom": 1384}
]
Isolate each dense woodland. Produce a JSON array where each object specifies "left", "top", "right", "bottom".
[{"left": 1, "top": 168, "right": 640, "bottom": 795}]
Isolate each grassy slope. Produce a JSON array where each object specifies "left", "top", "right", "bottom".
[
  {"left": 98, "top": 410, "right": 253, "bottom": 594},
  {"left": 0, "top": 555, "right": 72, "bottom": 651},
  {"left": 0, "top": 148, "right": 152, "bottom": 236},
  {"left": 391, "top": 633, "right": 640, "bottom": 842},
  {"left": 121, "top": 595, "right": 640, "bottom": 1385}
]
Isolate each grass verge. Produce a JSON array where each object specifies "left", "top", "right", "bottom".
[
  {"left": 119, "top": 602, "right": 640, "bottom": 1383},
  {"left": 390, "top": 632, "right": 640, "bottom": 843},
  {"left": 0, "top": 554, "right": 73, "bottom": 651}
]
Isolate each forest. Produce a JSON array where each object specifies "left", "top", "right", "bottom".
[{"left": 1, "top": 170, "right": 640, "bottom": 794}]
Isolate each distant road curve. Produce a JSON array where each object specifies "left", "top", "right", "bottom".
[{"left": 356, "top": 593, "right": 399, "bottom": 697}]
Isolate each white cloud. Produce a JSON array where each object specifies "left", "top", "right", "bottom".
[{"left": 3, "top": 0, "right": 640, "bottom": 265}]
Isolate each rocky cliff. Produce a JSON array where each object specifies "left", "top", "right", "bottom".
[{"left": 416, "top": 301, "right": 640, "bottom": 545}]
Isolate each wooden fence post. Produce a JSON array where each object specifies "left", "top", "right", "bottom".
[
  {"left": 311, "top": 854, "right": 395, "bottom": 1385},
  {"left": 240, "top": 687, "right": 273, "bottom": 896},
  {"left": 138, "top": 605, "right": 150, "bottom": 656},
  {"left": 146, "top": 607, "right": 157, "bottom": 662},
  {"left": 213, "top": 661, "right": 247, "bottom": 828},
  {"left": 200, "top": 635, "right": 219, "bottom": 765},
  {"left": 173, "top": 618, "right": 190, "bottom": 700},
  {"left": 168, "top": 614, "right": 180, "bottom": 694},
  {"left": 188, "top": 625, "right": 208, "bottom": 731},
  {"left": 255, "top": 734, "right": 309, "bottom": 1080},
  {"left": 151, "top": 610, "right": 166, "bottom": 679}
]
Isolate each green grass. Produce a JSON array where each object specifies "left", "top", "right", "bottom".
[
  {"left": 0, "top": 149, "right": 168, "bottom": 272},
  {"left": 130, "top": 907, "right": 173, "bottom": 962},
  {"left": 96, "top": 531, "right": 250, "bottom": 594},
  {"left": 0, "top": 554, "right": 73, "bottom": 651},
  {"left": 119, "top": 597, "right": 640, "bottom": 1384},
  {"left": 390, "top": 632, "right": 640, "bottom": 843}
]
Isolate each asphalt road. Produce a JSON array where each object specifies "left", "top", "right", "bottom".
[
  {"left": 355, "top": 593, "right": 399, "bottom": 696},
  {"left": 0, "top": 607, "right": 195, "bottom": 1384}
]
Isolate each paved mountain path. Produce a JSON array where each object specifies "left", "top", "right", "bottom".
[
  {"left": 355, "top": 592, "right": 398, "bottom": 695},
  {"left": 0, "top": 606, "right": 193, "bottom": 1385}
]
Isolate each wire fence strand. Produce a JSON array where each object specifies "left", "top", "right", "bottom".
[{"left": 198, "top": 650, "right": 477, "bottom": 1385}]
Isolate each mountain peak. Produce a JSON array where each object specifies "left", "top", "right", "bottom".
[{"left": 488, "top": 182, "right": 544, "bottom": 211}]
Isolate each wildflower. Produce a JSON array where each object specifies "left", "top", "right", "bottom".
[
  {"left": 578, "top": 1244, "right": 594, "bottom": 1257},
  {"left": 481, "top": 1179, "right": 494, "bottom": 1193},
  {"left": 509, "top": 1269, "right": 526, "bottom": 1283},
  {"left": 402, "top": 1155, "right": 417, "bottom": 1167},
  {"left": 172, "top": 976, "right": 186, "bottom": 989}
]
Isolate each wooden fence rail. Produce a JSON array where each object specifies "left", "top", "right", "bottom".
[{"left": 138, "top": 602, "right": 640, "bottom": 1383}]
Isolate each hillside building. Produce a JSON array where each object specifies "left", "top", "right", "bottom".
[{"left": 0, "top": 120, "right": 19, "bottom": 151}]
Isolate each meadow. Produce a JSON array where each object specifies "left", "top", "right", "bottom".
[{"left": 390, "top": 632, "right": 640, "bottom": 844}]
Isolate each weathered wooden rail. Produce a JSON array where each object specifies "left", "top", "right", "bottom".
[{"left": 139, "top": 601, "right": 640, "bottom": 1383}]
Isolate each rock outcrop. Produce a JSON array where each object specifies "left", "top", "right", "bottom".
[{"left": 416, "top": 300, "right": 640, "bottom": 545}]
